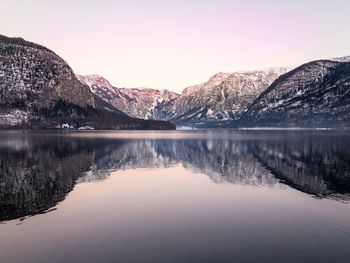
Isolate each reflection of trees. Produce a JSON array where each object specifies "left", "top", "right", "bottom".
[
  {"left": 0, "top": 135, "right": 95, "bottom": 221},
  {"left": 1, "top": 133, "right": 350, "bottom": 221},
  {"left": 251, "top": 137, "right": 350, "bottom": 198}
]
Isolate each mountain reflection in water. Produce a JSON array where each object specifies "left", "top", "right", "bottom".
[{"left": 0, "top": 131, "right": 350, "bottom": 221}]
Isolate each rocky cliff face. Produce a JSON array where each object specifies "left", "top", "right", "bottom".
[
  {"left": 243, "top": 60, "right": 350, "bottom": 127},
  {"left": 0, "top": 35, "right": 175, "bottom": 130}
]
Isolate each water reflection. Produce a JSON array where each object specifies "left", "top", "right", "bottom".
[{"left": 0, "top": 131, "right": 350, "bottom": 221}]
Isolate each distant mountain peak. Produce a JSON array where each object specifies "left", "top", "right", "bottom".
[
  {"left": 170, "top": 67, "right": 291, "bottom": 125},
  {"left": 76, "top": 74, "right": 179, "bottom": 120},
  {"left": 76, "top": 74, "right": 116, "bottom": 90}
]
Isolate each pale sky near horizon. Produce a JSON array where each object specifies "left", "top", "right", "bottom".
[{"left": 1, "top": 0, "right": 350, "bottom": 93}]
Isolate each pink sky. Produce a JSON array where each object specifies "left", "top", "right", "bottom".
[{"left": 1, "top": 0, "right": 350, "bottom": 93}]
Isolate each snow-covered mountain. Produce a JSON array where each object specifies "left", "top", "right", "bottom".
[
  {"left": 2, "top": 32, "right": 349, "bottom": 128},
  {"left": 78, "top": 55, "right": 350, "bottom": 128},
  {"left": 77, "top": 75, "right": 179, "bottom": 120},
  {"left": 169, "top": 68, "right": 290, "bottom": 126},
  {"left": 243, "top": 59, "right": 350, "bottom": 127},
  {"left": 79, "top": 68, "right": 289, "bottom": 125}
]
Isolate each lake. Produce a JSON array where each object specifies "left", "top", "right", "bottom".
[{"left": 0, "top": 130, "right": 350, "bottom": 263}]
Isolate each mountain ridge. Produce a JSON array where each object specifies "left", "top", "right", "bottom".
[
  {"left": 78, "top": 67, "right": 290, "bottom": 125},
  {"left": 80, "top": 56, "right": 350, "bottom": 128}
]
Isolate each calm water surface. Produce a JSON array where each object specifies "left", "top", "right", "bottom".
[{"left": 0, "top": 130, "right": 350, "bottom": 263}]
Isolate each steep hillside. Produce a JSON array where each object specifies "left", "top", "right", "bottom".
[{"left": 243, "top": 60, "right": 350, "bottom": 127}]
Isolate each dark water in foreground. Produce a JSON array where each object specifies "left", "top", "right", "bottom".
[{"left": 0, "top": 130, "right": 350, "bottom": 263}]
